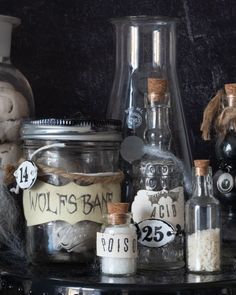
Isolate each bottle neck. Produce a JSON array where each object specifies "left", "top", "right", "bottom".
[
  {"left": 193, "top": 174, "right": 212, "bottom": 198},
  {"left": 225, "top": 94, "right": 236, "bottom": 108},
  {"left": 0, "top": 56, "right": 11, "bottom": 63},
  {"left": 107, "top": 213, "right": 131, "bottom": 225},
  {"left": 112, "top": 18, "right": 177, "bottom": 73},
  {"left": 0, "top": 21, "right": 13, "bottom": 63},
  {"left": 144, "top": 104, "right": 171, "bottom": 150}
]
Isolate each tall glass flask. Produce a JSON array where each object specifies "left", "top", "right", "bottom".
[
  {"left": 106, "top": 16, "right": 192, "bottom": 201},
  {"left": 186, "top": 160, "right": 221, "bottom": 273}
]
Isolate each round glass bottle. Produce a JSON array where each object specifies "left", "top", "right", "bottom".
[
  {"left": 186, "top": 160, "right": 221, "bottom": 273},
  {"left": 0, "top": 15, "right": 34, "bottom": 167},
  {"left": 21, "top": 119, "right": 122, "bottom": 265},
  {"left": 97, "top": 202, "right": 137, "bottom": 276}
]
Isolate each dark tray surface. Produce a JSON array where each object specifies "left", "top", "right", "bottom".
[{"left": 1, "top": 260, "right": 236, "bottom": 292}]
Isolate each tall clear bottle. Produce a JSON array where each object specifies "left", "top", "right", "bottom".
[
  {"left": 186, "top": 160, "right": 221, "bottom": 273},
  {"left": 106, "top": 16, "right": 192, "bottom": 202},
  {"left": 0, "top": 15, "right": 34, "bottom": 168},
  {"left": 132, "top": 78, "right": 185, "bottom": 270}
]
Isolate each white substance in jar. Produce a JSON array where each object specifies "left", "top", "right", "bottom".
[
  {"left": 187, "top": 228, "right": 220, "bottom": 272},
  {"left": 100, "top": 226, "right": 137, "bottom": 276}
]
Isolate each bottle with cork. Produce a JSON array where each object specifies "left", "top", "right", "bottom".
[
  {"left": 96, "top": 202, "right": 137, "bottom": 276},
  {"left": 185, "top": 160, "right": 221, "bottom": 273},
  {"left": 201, "top": 83, "right": 236, "bottom": 265},
  {"left": 214, "top": 83, "right": 236, "bottom": 266},
  {"left": 132, "top": 78, "right": 185, "bottom": 270}
]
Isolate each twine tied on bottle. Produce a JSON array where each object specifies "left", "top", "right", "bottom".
[
  {"left": 5, "top": 161, "right": 124, "bottom": 186},
  {"left": 4, "top": 143, "right": 124, "bottom": 187},
  {"left": 201, "top": 83, "right": 236, "bottom": 140}
]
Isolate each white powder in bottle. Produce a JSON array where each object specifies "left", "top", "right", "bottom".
[
  {"left": 97, "top": 203, "right": 137, "bottom": 276},
  {"left": 101, "top": 226, "right": 137, "bottom": 276},
  {"left": 187, "top": 228, "right": 220, "bottom": 272}
]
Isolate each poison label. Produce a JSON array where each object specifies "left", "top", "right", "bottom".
[{"left": 96, "top": 232, "right": 138, "bottom": 258}]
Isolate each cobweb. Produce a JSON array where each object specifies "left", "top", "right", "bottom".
[{"left": 0, "top": 168, "right": 26, "bottom": 265}]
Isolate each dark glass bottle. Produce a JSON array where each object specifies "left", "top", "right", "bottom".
[{"left": 213, "top": 83, "right": 236, "bottom": 265}]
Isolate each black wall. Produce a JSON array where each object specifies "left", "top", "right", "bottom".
[{"left": 0, "top": 0, "right": 236, "bottom": 166}]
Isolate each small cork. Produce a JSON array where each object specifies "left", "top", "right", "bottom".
[
  {"left": 225, "top": 83, "right": 236, "bottom": 97},
  {"left": 107, "top": 202, "right": 129, "bottom": 225},
  {"left": 147, "top": 78, "right": 167, "bottom": 102},
  {"left": 194, "top": 159, "right": 210, "bottom": 176}
]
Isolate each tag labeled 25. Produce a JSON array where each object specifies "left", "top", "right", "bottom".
[{"left": 137, "top": 219, "right": 175, "bottom": 248}]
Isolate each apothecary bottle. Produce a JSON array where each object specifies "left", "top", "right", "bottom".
[
  {"left": 186, "top": 160, "right": 221, "bottom": 273},
  {"left": 132, "top": 78, "right": 185, "bottom": 270},
  {"left": 106, "top": 16, "right": 192, "bottom": 203},
  {"left": 97, "top": 202, "right": 137, "bottom": 276},
  {"left": 0, "top": 15, "right": 34, "bottom": 168},
  {"left": 21, "top": 119, "right": 122, "bottom": 265},
  {"left": 213, "top": 83, "right": 236, "bottom": 263}
]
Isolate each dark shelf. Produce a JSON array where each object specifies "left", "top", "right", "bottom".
[{"left": 1, "top": 261, "right": 236, "bottom": 294}]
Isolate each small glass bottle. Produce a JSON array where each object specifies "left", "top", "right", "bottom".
[
  {"left": 186, "top": 160, "right": 221, "bottom": 273},
  {"left": 97, "top": 202, "right": 137, "bottom": 276},
  {"left": 132, "top": 78, "right": 185, "bottom": 270}
]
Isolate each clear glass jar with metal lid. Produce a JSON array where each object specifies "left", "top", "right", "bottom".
[{"left": 21, "top": 119, "right": 122, "bottom": 265}]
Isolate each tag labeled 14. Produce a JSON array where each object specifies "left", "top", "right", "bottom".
[{"left": 14, "top": 161, "right": 38, "bottom": 189}]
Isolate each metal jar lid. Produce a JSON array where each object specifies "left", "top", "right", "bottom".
[{"left": 21, "top": 119, "right": 122, "bottom": 142}]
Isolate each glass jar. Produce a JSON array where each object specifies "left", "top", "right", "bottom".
[
  {"left": 185, "top": 160, "right": 221, "bottom": 273},
  {"left": 96, "top": 203, "right": 137, "bottom": 276},
  {"left": 21, "top": 119, "right": 122, "bottom": 265},
  {"left": 0, "top": 15, "right": 34, "bottom": 168}
]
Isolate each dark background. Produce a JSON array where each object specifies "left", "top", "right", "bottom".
[{"left": 0, "top": 0, "right": 236, "bottom": 166}]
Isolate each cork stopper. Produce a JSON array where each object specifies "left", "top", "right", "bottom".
[
  {"left": 194, "top": 159, "right": 210, "bottom": 176},
  {"left": 107, "top": 202, "right": 129, "bottom": 225},
  {"left": 147, "top": 78, "right": 167, "bottom": 102}
]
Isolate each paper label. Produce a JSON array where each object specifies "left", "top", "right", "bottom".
[
  {"left": 96, "top": 232, "right": 137, "bottom": 258},
  {"left": 23, "top": 180, "right": 121, "bottom": 226},
  {"left": 132, "top": 187, "right": 184, "bottom": 227},
  {"left": 132, "top": 187, "right": 184, "bottom": 248}
]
